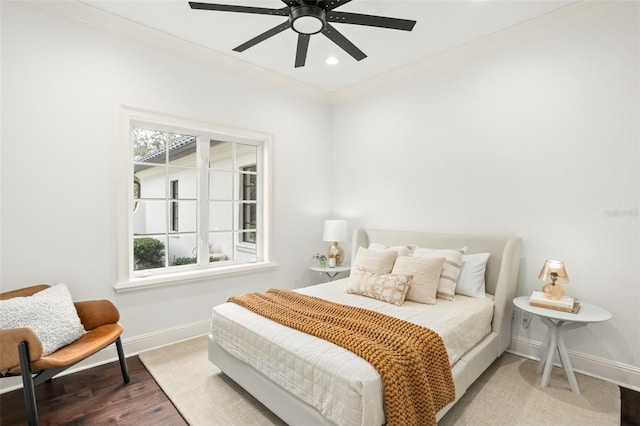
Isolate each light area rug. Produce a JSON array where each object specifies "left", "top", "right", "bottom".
[{"left": 139, "top": 336, "right": 619, "bottom": 426}]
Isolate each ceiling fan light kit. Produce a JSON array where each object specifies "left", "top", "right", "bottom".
[
  {"left": 188, "top": 0, "right": 416, "bottom": 68},
  {"left": 291, "top": 6, "right": 326, "bottom": 35}
]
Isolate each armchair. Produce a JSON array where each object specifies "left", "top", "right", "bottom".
[{"left": 0, "top": 284, "right": 130, "bottom": 426}]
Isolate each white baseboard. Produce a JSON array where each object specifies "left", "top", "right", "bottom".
[
  {"left": 0, "top": 319, "right": 210, "bottom": 394},
  {"left": 508, "top": 335, "right": 640, "bottom": 392}
]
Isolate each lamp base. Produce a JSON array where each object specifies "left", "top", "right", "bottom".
[
  {"left": 328, "top": 242, "right": 344, "bottom": 266},
  {"left": 542, "top": 282, "right": 564, "bottom": 300}
]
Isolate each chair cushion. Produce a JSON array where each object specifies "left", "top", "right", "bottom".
[
  {"left": 0, "top": 283, "right": 85, "bottom": 356},
  {"left": 30, "top": 324, "right": 123, "bottom": 371}
]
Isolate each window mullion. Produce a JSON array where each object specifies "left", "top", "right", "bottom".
[
  {"left": 197, "top": 136, "right": 209, "bottom": 267},
  {"left": 164, "top": 132, "right": 170, "bottom": 268},
  {"left": 255, "top": 145, "right": 263, "bottom": 261}
]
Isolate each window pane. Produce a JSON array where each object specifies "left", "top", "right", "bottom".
[
  {"left": 134, "top": 129, "right": 167, "bottom": 165},
  {"left": 209, "top": 141, "right": 233, "bottom": 170},
  {"left": 209, "top": 170, "right": 234, "bottom": 200},
  {"left": 239, "top": 230, "right": 256, "bottom": 244},
  {"left": 168, "top": 234, "right": 197, "bottom": 266},
  {"left": 133, "top": 236, "right": 166, "bottom": 270},
  {"left": 209, "top": 202, "right": 233, "bottom": 231},
  {"left": 209, "top": 232, "right": 233, "bottom": 262},
  {"left": 174, "top": 201, "right": 197, "bottom": 233},
  {"left": 133, "top": 200, "right": 167, "bottom": 235},
  {"left": 168, "top": 167, "right": 197, "bottom": 199},
  {"left": 236, "top": 232, "right": 258, "bottom": 262},
  {"left": 168, "top": 135, "right": 197, "bottom": 167},
  {"left": 237, "top": 144, "right": 257, "bottom": 169},
  {"left": 134, "top": 166, "right": 166, "bottom": 199}
]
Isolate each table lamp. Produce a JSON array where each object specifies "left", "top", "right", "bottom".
[
  {"left": 538, "top": 260, "right": 569, "bottom": 300},
  {"left": 322, "top": 219, "right": 347, "bottom": 266}
]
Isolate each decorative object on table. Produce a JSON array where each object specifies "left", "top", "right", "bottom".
[
  {"left": 188, "top": 1, "right": 416, "bottom": 68},
  {"left": 529, "top": 290, "right": 580, "bottom": 313},
  {"left": 538, "top": 259, "right": 569, "bottom": 300},
  {"left": 312, "top": 253, "right": 327, "bottom": 268},
  {"left": 322, "top": 219, "right": 347, "bottom": 266}
]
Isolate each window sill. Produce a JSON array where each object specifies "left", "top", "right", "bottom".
[{"left": 114, "top": 261, "right": 278, "bottom": 293}]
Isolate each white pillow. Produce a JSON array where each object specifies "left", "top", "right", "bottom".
[
  {"left": 413, "top": 246, "right": 466, "bottom": 300},
  {"left": 351, "top": 247, "right": 397, "bottom": 274},
  {"left": 456, "top": 253, "right": 490, "bottom": 299},
  {"left": 392, "top": 256, "right": 445, "bottom": 305},
  {"left": 0, "top": 283, "right": 85, "bottom": 355},
  {"left": 368, "top": 242, "right": 416, "bottom": 257}
]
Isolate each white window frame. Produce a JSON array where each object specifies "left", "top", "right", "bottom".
[{"left": 115, "top": 106, "right": 276, "bottom": 292}]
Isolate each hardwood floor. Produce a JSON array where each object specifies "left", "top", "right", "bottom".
[
  {"left": 0, "top": 357, "right": 186, "bottom": 426},
  {"left": 1, "top": 356, "right": 639, "bottom": 425},
  {"left": 622, "top": 386, "right": 640, "bottom": 426}
]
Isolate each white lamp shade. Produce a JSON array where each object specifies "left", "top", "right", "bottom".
[{"left": 322, "top": 220, "right": 347, "bottom": 242}]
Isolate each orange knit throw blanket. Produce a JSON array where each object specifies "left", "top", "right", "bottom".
[{"left": 228, "top": 289, "right": 455, "bottom": 426}]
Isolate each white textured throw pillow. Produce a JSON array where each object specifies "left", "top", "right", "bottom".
[
  {"left": 351, "top": 247, "right": 397, "bottom": 274},
  {"left": 413, "top": 246, "right": 466, "bottom": 300},
  {"left": 0, "top": 283, "right": 85, "bottom": 356},
  {"left": 347, "top": 269, "right": 413, "bottom": 306},
  {"left": 368, "top": 242, "right": 416, "bottom": 257},
  {"left": 392, "top": 256, "right": 445, "bottom": 305},
  {"left": 456, "top": 253, "right": 490, "bottom": 299}
]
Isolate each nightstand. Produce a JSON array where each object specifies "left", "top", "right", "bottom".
[
  {"left": 309, "top": 264, "right": 350, "bottom": 281},
  {"left": 513, "top": 296, "right": 612, "bottom": 394}
]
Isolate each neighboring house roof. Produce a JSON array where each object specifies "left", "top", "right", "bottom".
[{"left": 135, "top": 135, "right": 197, "bottom": 172}]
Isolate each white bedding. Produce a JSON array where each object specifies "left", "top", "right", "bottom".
[{"left": 211, "top": 278, "right": 494, "bottom": 426}]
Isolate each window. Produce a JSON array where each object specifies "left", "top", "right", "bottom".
[{"left": 116, "top": 107, "right": 275, "bottom": 290}]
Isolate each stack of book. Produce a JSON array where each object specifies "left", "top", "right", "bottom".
[{"left": 529, "top": 290, "right": 580, "bottom": 313}]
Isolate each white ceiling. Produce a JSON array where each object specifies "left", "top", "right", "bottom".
[{"left": 23, "top": 0, "right": 578, "bottom": 93}]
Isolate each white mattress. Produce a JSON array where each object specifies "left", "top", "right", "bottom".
[{"left": 211, "top": 279, "right": 494, "bottom": 426}]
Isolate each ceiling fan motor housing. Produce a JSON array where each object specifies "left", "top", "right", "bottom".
[{"left": 290, "top": 6, "right": 326, "bottom": 35}]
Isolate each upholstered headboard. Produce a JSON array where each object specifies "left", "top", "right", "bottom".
[{"left": 351, "top": 229, "right": 522, "bottom": 355}]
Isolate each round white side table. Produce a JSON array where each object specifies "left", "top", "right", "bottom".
[
  {"left": 309, "top": 264, "right": 350, "bottom": 281},
  {"left": 513, "top": 296, "right": 612, "bottom": 394}
]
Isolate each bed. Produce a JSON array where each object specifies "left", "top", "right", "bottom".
[{"left": 208, "top": 229, "right": 522, "bottom": 425}]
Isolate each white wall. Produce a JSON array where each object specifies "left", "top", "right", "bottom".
[
  {"left": 0, "top": 2, "right": 332, "bottom": 353},
  {"left": 1, "top": 0, "right": 638, "bottom": 391},
  {"left": 331, "top": 3, "right": 639, "bottom": 386}
]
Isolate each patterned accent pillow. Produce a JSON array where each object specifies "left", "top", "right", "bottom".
[
  {"left": 392, "top": 255, "right": 445, "bottom": 304},
  {"left": 0, "top": 283, "right": 85, "bottom": 355},
  {"left": 413, "top": 247, "right": 466, "bottom": 300},
  {"left": 351, "top": 247, "right": 398, "bottom": 274},
  {"left": 347, "top": 269, "right": 413, "bottom": 306}
]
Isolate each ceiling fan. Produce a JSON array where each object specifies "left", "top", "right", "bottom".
[{"left": 188, "top": 0, "right": 417, "bottom": 68}]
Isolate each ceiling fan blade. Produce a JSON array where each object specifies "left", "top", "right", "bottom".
[
  {"left": 295, "top": 34, "right": 310, "bottom": 68},
  {"left": 233, "top": 21, "right": 290, "bottom": 52},
  {"left": 328, "top": 11, "right": 416, "bottom": 31},
  {"left": 189, "top": 2, "right": 289, "bottom": 17},
  {"left": 281, "top": 0, "right": 300, "bottom": 6},
  {"left": 317, "top": 0, "right": 351, "bottom": 11},
  {"left": 322, "top": 23, "right": 366, "bottom": 61}
]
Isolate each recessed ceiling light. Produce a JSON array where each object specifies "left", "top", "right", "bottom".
[{"left": 326, "top": 56, "right": 339, "bottom": 65}]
